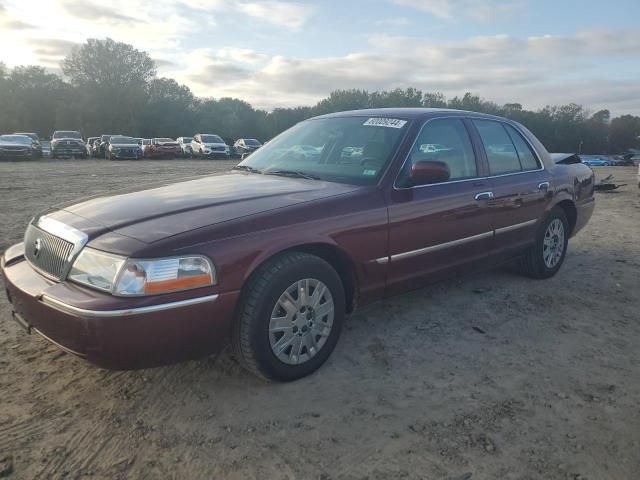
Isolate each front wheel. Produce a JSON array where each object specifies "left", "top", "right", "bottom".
[
  {"left": 517, "top": 207, "right": 569, "bottom": 279},
  {"left": 232, "top": 252, "right": 345, "bottom": 381}
]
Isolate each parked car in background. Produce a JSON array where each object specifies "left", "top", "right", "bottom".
[
  {"left": 233, "top": 138, "right": 262, "bottom": 156},
  {"left": 1, "top": 109, "right": 595, "bottom": 381},
  {"left": 13, "top": 132, "right": 42, "bottom": 158},
  {"left": 191, "top": 134, "right": 230, "bottom": 159},
  {"left": 106, "top": 136, "right": 143, "bottom": 160},
  {"left": 99, "top": 134, "right": 119, "bottom": 157},
  {"left": 90, "top": 138, "right": 102, "bottom": 158},
  {"left": 177, "top": 137, "right": 193, "bottom": 157},
  {"left": 140, "top": 139, "right": 152, "bottom": 157},
  {"left": 581, "top": 156, "right": 611, "bottom": 167},
  {"left": 145, "top": 138, "right": 181, "bottom": 159},
  {"left": 86, "top": 137, "right": 99, "bottom": 157},
  {"left": 0, "top": 134, "right": 35, "bottom": 160},
  {"left": 51, "top": 131, "right": 86, "bottom": 159}
]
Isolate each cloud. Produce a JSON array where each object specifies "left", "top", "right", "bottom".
[
  {"left": 153, "top": 58, "right": 178, "bottom": 69},
  {"left": 179, "top": 0, "right": 316, "bottom": 29},
  {"left": 0, "top": 3, "right": 32, "bottom": 29},
  {"left": 236, "top": 1, "right": 316, "bottom": 29},
  {"left": 176, "top": 29, "right": 640, "bottom": 115},
  {"left": 26, "top": 38, "right": 79, "bottom": 65},
  {"left": 392, "top": 0, "right": 523, "bottom": 21},
  {"left": 217, "top": 47, "right": 268, "bottom": 64},
  {"left": 58, "top": 0, "right": 139, "bottom": 24}
]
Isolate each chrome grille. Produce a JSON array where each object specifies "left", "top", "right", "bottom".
[{"left": 24, "top": 224, "right": 74, "bottom": 280}]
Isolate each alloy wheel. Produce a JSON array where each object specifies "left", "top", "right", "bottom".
[
  {"left": 543, "top": 218, "right": 565, "bottom": 268},
  {"left": 269, "top": 279, "right": 334, "bottom": 365}
]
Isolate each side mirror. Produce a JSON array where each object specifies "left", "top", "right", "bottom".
[{"left": 410, "top": 160, "right": 450, "bottom": 186}]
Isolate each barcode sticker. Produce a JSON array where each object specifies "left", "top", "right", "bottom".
[{"left": 363, "top": 118, "right": 407, "bottom": 128}]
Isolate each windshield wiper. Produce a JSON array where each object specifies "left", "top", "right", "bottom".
[
  {"left": 263, "top": 169, "right": 321, "bottom": 180},
  {"left": 233, "top": 165, "right": 262, "bottom": 174}
]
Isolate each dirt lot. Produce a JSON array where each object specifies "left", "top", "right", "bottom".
[{"left": 1, "top": 160, "right": 639, "bottom": 479}]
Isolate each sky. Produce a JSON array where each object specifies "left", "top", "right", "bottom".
[{"left": 1, "top": 0, "right": 639, "bottom": 115}]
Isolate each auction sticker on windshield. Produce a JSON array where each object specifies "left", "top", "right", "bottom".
[{"left": 363, "top": 118, "right": 407, "bottom": 128}]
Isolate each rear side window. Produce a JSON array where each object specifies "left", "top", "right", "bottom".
[
  {"left": 504, "top": 124, "right": 540, "bottom": 171},
  {"left": 403, "top": 118, "right": 477, "bottom": 183},
  {"left": 473, "top": 120, "right": 521, "bottom": 175}
]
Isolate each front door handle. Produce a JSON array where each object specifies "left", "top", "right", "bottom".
[
  {"left": 538, "top": 182, "right": 550, "bottom": 191},
  {"left": 475, "top": 191, "right": 494, "bottom": 201}
]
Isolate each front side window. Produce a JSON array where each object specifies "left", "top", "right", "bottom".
[
  {"left": 473, "top": 120, "right": 522, "bottom": 175},
  {"left": 398, "top": 118, "right": 477, "bottom": 186},
  {"left": 238, "top": 116, "right": 409, "bottom": 186}
]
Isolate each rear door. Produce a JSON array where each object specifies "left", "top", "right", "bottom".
[
  {"left": 386, "top": 117, "right": 494, "bottom": 293},
  {"left": 470, "top": 120, "right": 552, "bottom": 257}
]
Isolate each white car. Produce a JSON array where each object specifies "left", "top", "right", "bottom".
[
  {"left": 176, "top": 137, "right": 193, "bottom": 157},
  {"left": 191, "top": 134, "right": 230, "bottom": 159}
]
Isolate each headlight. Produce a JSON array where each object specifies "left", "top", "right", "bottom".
[
  {"left": 114, "top": 256, "right": 215, "bottom": 296},
  {"left": 69, "top": 249, "right": 216, "bottom": 296},
  {"left": 68, "top": 248, "right": 126, "bottom": 292}
]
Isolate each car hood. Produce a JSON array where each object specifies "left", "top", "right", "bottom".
[
  {"left": 111, "top": 143, "right": 139, "bottom": 148},
  {"left": 202, "top": 143, "right": 227, "bottom": 148},
  {"left": 50, "top": 172, "right": 362, "bottom": 244},
  {"left": 0, "top": 142, "right": 30, "bottom": 147}
]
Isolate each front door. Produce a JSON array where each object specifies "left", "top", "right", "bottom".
[{"left": 386, "top": 117, "right": 493, "bottom": 294}]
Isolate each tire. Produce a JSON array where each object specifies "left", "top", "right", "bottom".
[
  {"left": 232, "top": 252, "right": 345, "bottom": 382},
  {"left": 517, "top": 207, "right": 569, "bottom": 279}
]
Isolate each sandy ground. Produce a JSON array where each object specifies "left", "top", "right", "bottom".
[{"left": 0, "top": 160, "right": 639, "bottom": 480}]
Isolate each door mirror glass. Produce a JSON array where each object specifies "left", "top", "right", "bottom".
[{"left": 410, "top": 160, "right": 450, "bottom": 185}]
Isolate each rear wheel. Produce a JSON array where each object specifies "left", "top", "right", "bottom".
[
  {"left": 517, "top": 207, "right": 569, "bottom": 279},
  {"left": 233, "top": 252, "right": 345, "bottom": 381}
]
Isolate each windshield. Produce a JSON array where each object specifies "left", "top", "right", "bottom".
[
  {"left": 237, "top": 116, "right": 409, "bottom": 185},
  {"left": 201, "top": 135, "right": 224, "bottom": 143},
  {"left": 155, "top": 138, "right": 175, "bottom": 143},
  {"left": 53, "top": 131, "right": 82, "bottom": 139},
  {"left": 0, "top": 135, "right": 32, "bottom": 145},
  {"left": 245, "top": 139, "right": 261, "bottom": 146},
  {"left": 182, "top": 137, "right": 192, "bottom": 143},
  {"left": 110, "top": 136, "right": 136, "bottom": 145},
  {"left": 14, "top": 133, "right": 38, "bottom": 141}
]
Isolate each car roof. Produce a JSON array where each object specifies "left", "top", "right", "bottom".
[{"left": 312, "top": 107, "right": 508, "bottom": 122}]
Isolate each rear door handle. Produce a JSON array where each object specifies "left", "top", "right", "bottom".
[
  {"left": 538, "top": 182, "right": 550, "bottom": 191},
  {"left": 475, "top": 191, "right": 494, "bottom": 201}
]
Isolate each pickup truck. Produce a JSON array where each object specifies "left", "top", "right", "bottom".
[{"left": 1, "top": 108, "right": 595, "bottom": 381}]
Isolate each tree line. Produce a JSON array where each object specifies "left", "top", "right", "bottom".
[{"left": 1, "top": 38, "right": 639, "bottom": 154}]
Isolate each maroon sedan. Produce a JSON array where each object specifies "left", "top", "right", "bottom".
[
  {"left": 145, "top": 138, "right": 181, "bottom": 158},
  {"left": 1, "top": 109, "right": 595, "bottom": 381}
]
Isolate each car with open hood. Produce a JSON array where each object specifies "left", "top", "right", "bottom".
[
  {"left": 176, "top": 137, "right": 193, "bottom": 157},
  {"left": 1, "top": 108, "right": 595, "bottom": 381},
  {"left": 233, "top": 138, "right": 262, "bottom": 156}
]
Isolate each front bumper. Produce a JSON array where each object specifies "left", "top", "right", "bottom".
[
  {"left": 110, "top": 150, "right": 141, "bottom": 159},
  {"left": 202, "top": 151, "right": 230, "bottom": 159},
  {"left": 52, "top": 145, "right": 85, "bottom": 156},
  {"left": 0, "top": 149, "right": 32, "bottom": 158},
  {"left": 1, "top": 243, "right": 239, "bottom": 369}
]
